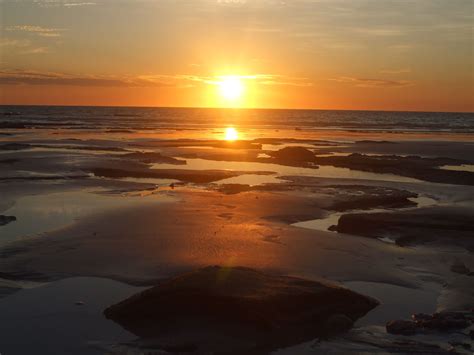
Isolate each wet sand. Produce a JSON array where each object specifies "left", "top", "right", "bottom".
[{"left": 1, "top": 127, "right": 473, "bottom": 353}]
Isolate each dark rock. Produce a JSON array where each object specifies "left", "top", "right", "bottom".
[
  {"left": 449, "top": 342, "right": 471, "bottom": 350},
  {"left": 389, "top": 311, "right": 472, "bottom": 336},
  {"left": 412, "top": 313, "right": 432, "bottom": 322},
  {"left": 386, "top": 320, "right": 418, "bottom": 335},
  {"left": 216, "top": 184, "right": 252, "bottom": 195},
  {"left": 327, "top": 185, "right": 417, "bottom": 211},
  {"left": 269, "top": 147, "right": 317, "bottom": 164},
  {"left": 324, "top": 314, "right": 354, "bottom": 334},
  {"left": 313, "top": 153, "right": 474, "bottom": 186},
  {"left": 450, "top": 261, "right": 470, "bottom": 275},
  {"left": 104, "top": 266, "right": 378, "bottom": 352},
  {"left": 122, "top": 152, "right": 187, "bottom": 165},
  {"left": 335, "top": 207, "right": 474, "bottom": 248},
  {"left": 0, "top": 143, "right": 30, "bottom": 151},
  {"left": 90, "top": 167, "right": 272, "bottom": 184},
  {"left": 0, "top": 215, "right": 16, "bottom": 226},
  {"left": 0, "top": 159, "right": 19, "bottom": 164},
  {"left": 328, "top": 224, "right": 338, "bottom": 232}
]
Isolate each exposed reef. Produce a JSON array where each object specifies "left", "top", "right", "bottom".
[{"left": 104, "top": 266, "right": 379, "bottom": 354}]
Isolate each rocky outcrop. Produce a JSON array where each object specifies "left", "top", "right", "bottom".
[
  {"left": 104, "top": 266, "right": 378, "bottom": 353},
  {"left": 313, "top": 153, "right": 474, "bottom": 185},
  {"left": 387, "top": 311, "right": 473, "bottom": 335},
  {"left": 122, "top": 152, "right": 187, "bottom": 165},
  {"left": 0, "top": 215, "right": 16, "bottom": 226},
  {"left": 335, "top": 207, "right": 474, "bottom": 248},
  {"left": 269, "top": 147, "right": 318, "bottom": 166}
]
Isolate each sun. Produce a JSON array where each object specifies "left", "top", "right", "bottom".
[
  {"left": 224, "top": 127, "right": 239, "bottom": 141},
  {"left": 218, "top": 76, "right": 244, "bottom": 101}
]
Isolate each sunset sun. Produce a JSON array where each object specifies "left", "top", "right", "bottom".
[{"left": 217, "top": 76, "right": 244, "bottom": 101}]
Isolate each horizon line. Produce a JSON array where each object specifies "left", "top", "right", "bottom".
[{"left": 1, "top": 103, "right": 472, "bottom": 115}]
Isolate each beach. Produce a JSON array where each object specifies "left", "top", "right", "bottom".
[{"left": 0, "top": 106, "right": 473, "bottom": 354}]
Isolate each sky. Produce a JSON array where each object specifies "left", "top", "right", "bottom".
[{"left": 0, "top": 0, "right": 473, "bottom": 111}]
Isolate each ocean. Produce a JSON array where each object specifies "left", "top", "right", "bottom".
[{"left": 1, "top": 106, "right": 473, "bottom": 133}]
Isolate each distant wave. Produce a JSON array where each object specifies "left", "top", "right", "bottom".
[{"left": 0, "top": 106, "right": 473, "bottom": 133}]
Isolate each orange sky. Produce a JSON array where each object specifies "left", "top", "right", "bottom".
[{"left": 1, "top": 0, "right": 473, "bottom": 112}]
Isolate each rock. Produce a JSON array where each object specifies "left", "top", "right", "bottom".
[
  {"left": 216, "top": 184, "right": 252, "bottom": 195},
  {"left": 312, "top": 153, "right": 474, "bottom": 186},
  {"left": 412, "top": 313, "right": 432, "bottom": 322},
  {"left": 0, "top": 215, "right": 16, "bottom": 226},
  {"left": 389, "top": 311, "right": 473, "bottom": 336},
  {"left": 327, "top": 185, "right": 417, "bottom": 211},
  {"left": 122, "top": 152, "right": 187, "bottom": 165},
  {"left": 269, "top": 147, "right": 317, "bottom": 164},
  {"left": 386, "top": 320, "right": 418, "bottom": 335},
  {"left": 104, "top": 266, "right": 378, "bottom": 352},
  {"left": 324, "top": 314, "right": 354, "bottom": 334},
  {"left": 0, "top": 143, "right": 30, "bottom": 151},
  {"left": 451, "top": 260, "right": 470, "bottom": 275},
  {"left": 75, "top": 301, "right": 85, "bottom": 306},
  {"left": 335, "top": 207, "right": 474, "bottom": 249}
]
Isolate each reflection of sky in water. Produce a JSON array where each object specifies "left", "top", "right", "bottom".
[
  {"left": 0, "top": 277, "right": 144, "bottom": 355},
  {"left": 1, "top": 190, "right": 175, "bottom": 245},
  {"left": 439, "top": 164, "right": 474, "bottom": 172},
  {"left": 214, "top": 174, "right": 284, "bottom": 186},
  {"left": 293, "top": 196, "right": 437, "bottom": 235},
  {"left": 153, "top": 158, "right": 421, "bottom": 183},
  {"left": 343, "top": 281, "right": 439, "bottom": 326}
]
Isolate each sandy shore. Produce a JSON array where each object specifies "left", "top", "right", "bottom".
[{"left": 1, "top": 128, "right": 473, "bottom": 353}]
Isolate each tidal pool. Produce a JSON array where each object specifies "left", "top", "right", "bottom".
[
  {"left": 0, "top": 189, "right": 176, "bottom": 245},
  {"left": 153, "top": 158, "right": 421, "bottom": 184}
]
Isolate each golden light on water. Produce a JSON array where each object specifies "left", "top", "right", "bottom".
[{"left": 224, "top": 127, "right": 239, "bottom": 141}]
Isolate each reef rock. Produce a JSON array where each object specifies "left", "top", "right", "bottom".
[{"left": 105, "top": 266, "right": 378, "bottom": 353}]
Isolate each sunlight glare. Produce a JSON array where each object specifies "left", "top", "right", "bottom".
[
  {"left": 218, "top": 76, "right": 244, "bottom": 101},
  {"left": 224, "top": 127, "right": 239, "bottom": 141}
]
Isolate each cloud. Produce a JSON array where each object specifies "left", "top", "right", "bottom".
[
  {"left": 330, "top": 76, "right": 414, "bottom": 88},
  {"left": 170, "top": 74, "right": 313, "bottom": 87},
  {"left": 0, "top": 70, "right": 161, "bottom": 87},
  {"left": 0, "top": 69, "right": 313, "bottom": 88},
  {"left": 22, "top": 47, "right": 50, "bottom": 54},
  {"left": 6, "top": 25, "right": 64, "bottom": 38},
  {"left": 32, "top": 0, "right": 96, "bottom": 7},
  {"left": 379, "top": 68, "right": 411, "bottom": 75},
  {"left": 63, "top": 2, "right": 96, "bottom": 6},
  {"left": 0, "top": 39, "right": 31, "bottom": 48}
]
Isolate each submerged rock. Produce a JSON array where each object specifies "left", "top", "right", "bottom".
[
  {"left": 0, "top": 215, "right": 16, "bottom": 226},
  {"left": 104, "top": 266, "right": 378, "bottom": 353}
]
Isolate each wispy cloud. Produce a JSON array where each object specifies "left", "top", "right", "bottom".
[
  {"left": 32, "top": 0, "right": 96, "bottom": 7},
  {"left": 330, "top": 76, "right": 414, "bottom": 88},
  {"left": 63, "top": 2, "right": 96, "bottom": 6},
  {"left": 6, "top": 25, "right": 65, "bottom": 38},
  {"left": 379, "top": 68, "right": 411, "bottom": 75},
  {"left": 0, "top": 70, "right": 159, "bottom": 87},
  {"left": 0, "top": 38, "right": 31, "bottom": 48},
  {"left": 0, "top": 69, "right": 313, "bottom": 88}
]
